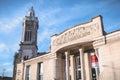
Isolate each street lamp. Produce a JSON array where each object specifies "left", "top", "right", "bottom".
[{"left": 2, "top": 69, "right": 6, "bottom": 80}]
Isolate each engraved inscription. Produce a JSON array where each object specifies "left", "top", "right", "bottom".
[{"left": 52, "top": 23, "right": 99, "bottom": 46}]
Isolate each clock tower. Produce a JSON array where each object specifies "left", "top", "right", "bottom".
[{"left": 19, "top": 7, "right": 39, "bottom": 61}]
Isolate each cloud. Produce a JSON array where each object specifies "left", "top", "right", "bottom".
[
  {"left": 0, "top": 3, "right": 32, "bottom": 33},
  {"left": 0, "top": 17, "right": 22, "bottom": 33},
  {"left": 11, "top": 43, "right": 19, "bottom": 52},
  {"left": 0, "top": 43, "right": 6, "bottom": 52},
  {"left": 2, "top": 62, "right": 11, "bottom": 66},
  {"left": 38, "top": 28, "right": 56, "bottom": 43},
  {"left": 0, "top": 41, "right": 20, "bottom": 59},
  {"left": 0, "top": 43, "right": 11, "bottom": 58},
  {"left": 38, "top": 4, "right": 98, "bottom": 28},
  {"left": 38, "top": 7, "right": 62, "bottom": 27}
]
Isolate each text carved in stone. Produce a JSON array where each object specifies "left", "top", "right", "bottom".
[{"left": 52, "top": 23, "right": 99, "bottom": 46}]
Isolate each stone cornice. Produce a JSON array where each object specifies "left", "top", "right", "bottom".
[
  {"left": 93, "top": 36, "right": 106, "bottom": 48},
  {"left": 93, "top": 30, "right": 120, "bottom": 48},
  {"left": 24, "top": 52, "right": 56, "bottom": 64},
  {"left": 106, "top": 30, "right": 120, "bottom": 43}
]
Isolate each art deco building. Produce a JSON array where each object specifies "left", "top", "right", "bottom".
[{"left": 13, "top": 7, "right": 120, "bottom": 80}]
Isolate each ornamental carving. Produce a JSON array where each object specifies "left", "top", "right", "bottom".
[{"left": 52, "top": 23, "right": 99, "bottom": 46}]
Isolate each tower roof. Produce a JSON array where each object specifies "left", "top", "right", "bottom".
[{"left": 28, "top": 6, "right": 35, "bottom": 17}]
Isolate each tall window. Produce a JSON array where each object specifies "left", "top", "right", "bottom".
[
  {"left": 24, "top": 31, "right": 32, "bottom": 41},
  {"left": 26, "top": 65, "right": 30, "bottom": 80},
  {"left": 75, "top": 54, "right": 81, "bottom": 80},
  {"left": 38, "top": 63, "right": 43, "bottom": 80}
]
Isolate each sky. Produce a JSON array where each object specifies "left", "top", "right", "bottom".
[{"left": 0, "top": 0, "right": 120, "bottom": 77}]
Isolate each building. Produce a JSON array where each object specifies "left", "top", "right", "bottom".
[{"left": 13, "top": 7, "right": 120, "bottom": 80}]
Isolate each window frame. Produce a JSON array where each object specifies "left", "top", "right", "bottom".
[
  {"left": 37, "top": 62, "right": 43, "bottom": 80},
  {"left": 25, "top": 65, "right": 30, "bottom": 80}
]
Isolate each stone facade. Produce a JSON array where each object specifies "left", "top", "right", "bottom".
[
  {"left": 93, "top": 31, "right": 120, "bottom": 80},
  {"left": 13, "top": 7, "right": 120, "bottom": 80}
]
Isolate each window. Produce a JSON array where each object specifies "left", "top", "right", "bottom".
[
  {"left": 24, "top": 31, "right": 32, "bottom": 41},
  {"left": 38, "top": 63, "right": 43, "bottom": 80},
  {"left": 26, "top": 65, "right": 30, "bottom": 80},
  {"left": 75, "top": 54, "right": 81, "bottom": 80}
]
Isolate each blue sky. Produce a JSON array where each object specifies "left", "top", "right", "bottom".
[{"left": 0, "top": 0, "right": 120, "bottom": 77}]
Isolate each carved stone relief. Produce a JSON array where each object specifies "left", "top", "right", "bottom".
[{"left": 52, "top": 23, "right": 99, "bottom": 46}]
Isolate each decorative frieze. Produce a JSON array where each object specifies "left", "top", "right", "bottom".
[{"left": 52, "top": 23, "right": 99, "bottom": 46}]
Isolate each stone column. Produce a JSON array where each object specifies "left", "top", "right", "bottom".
[
  {"left": 84, "top": 52, "right": 91, "bottom": 80},
  {"left": 79, "top": 48, "right": 85, "bottom": 80},
  {"left": 70, "top": 55, "right": 76, "bottom": 80},
  {"left": 58, "top": 53, "right": 63, "bottom": 80},
  {"left": 65, "top": 51, "right": 70, "bottom": 80}
]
